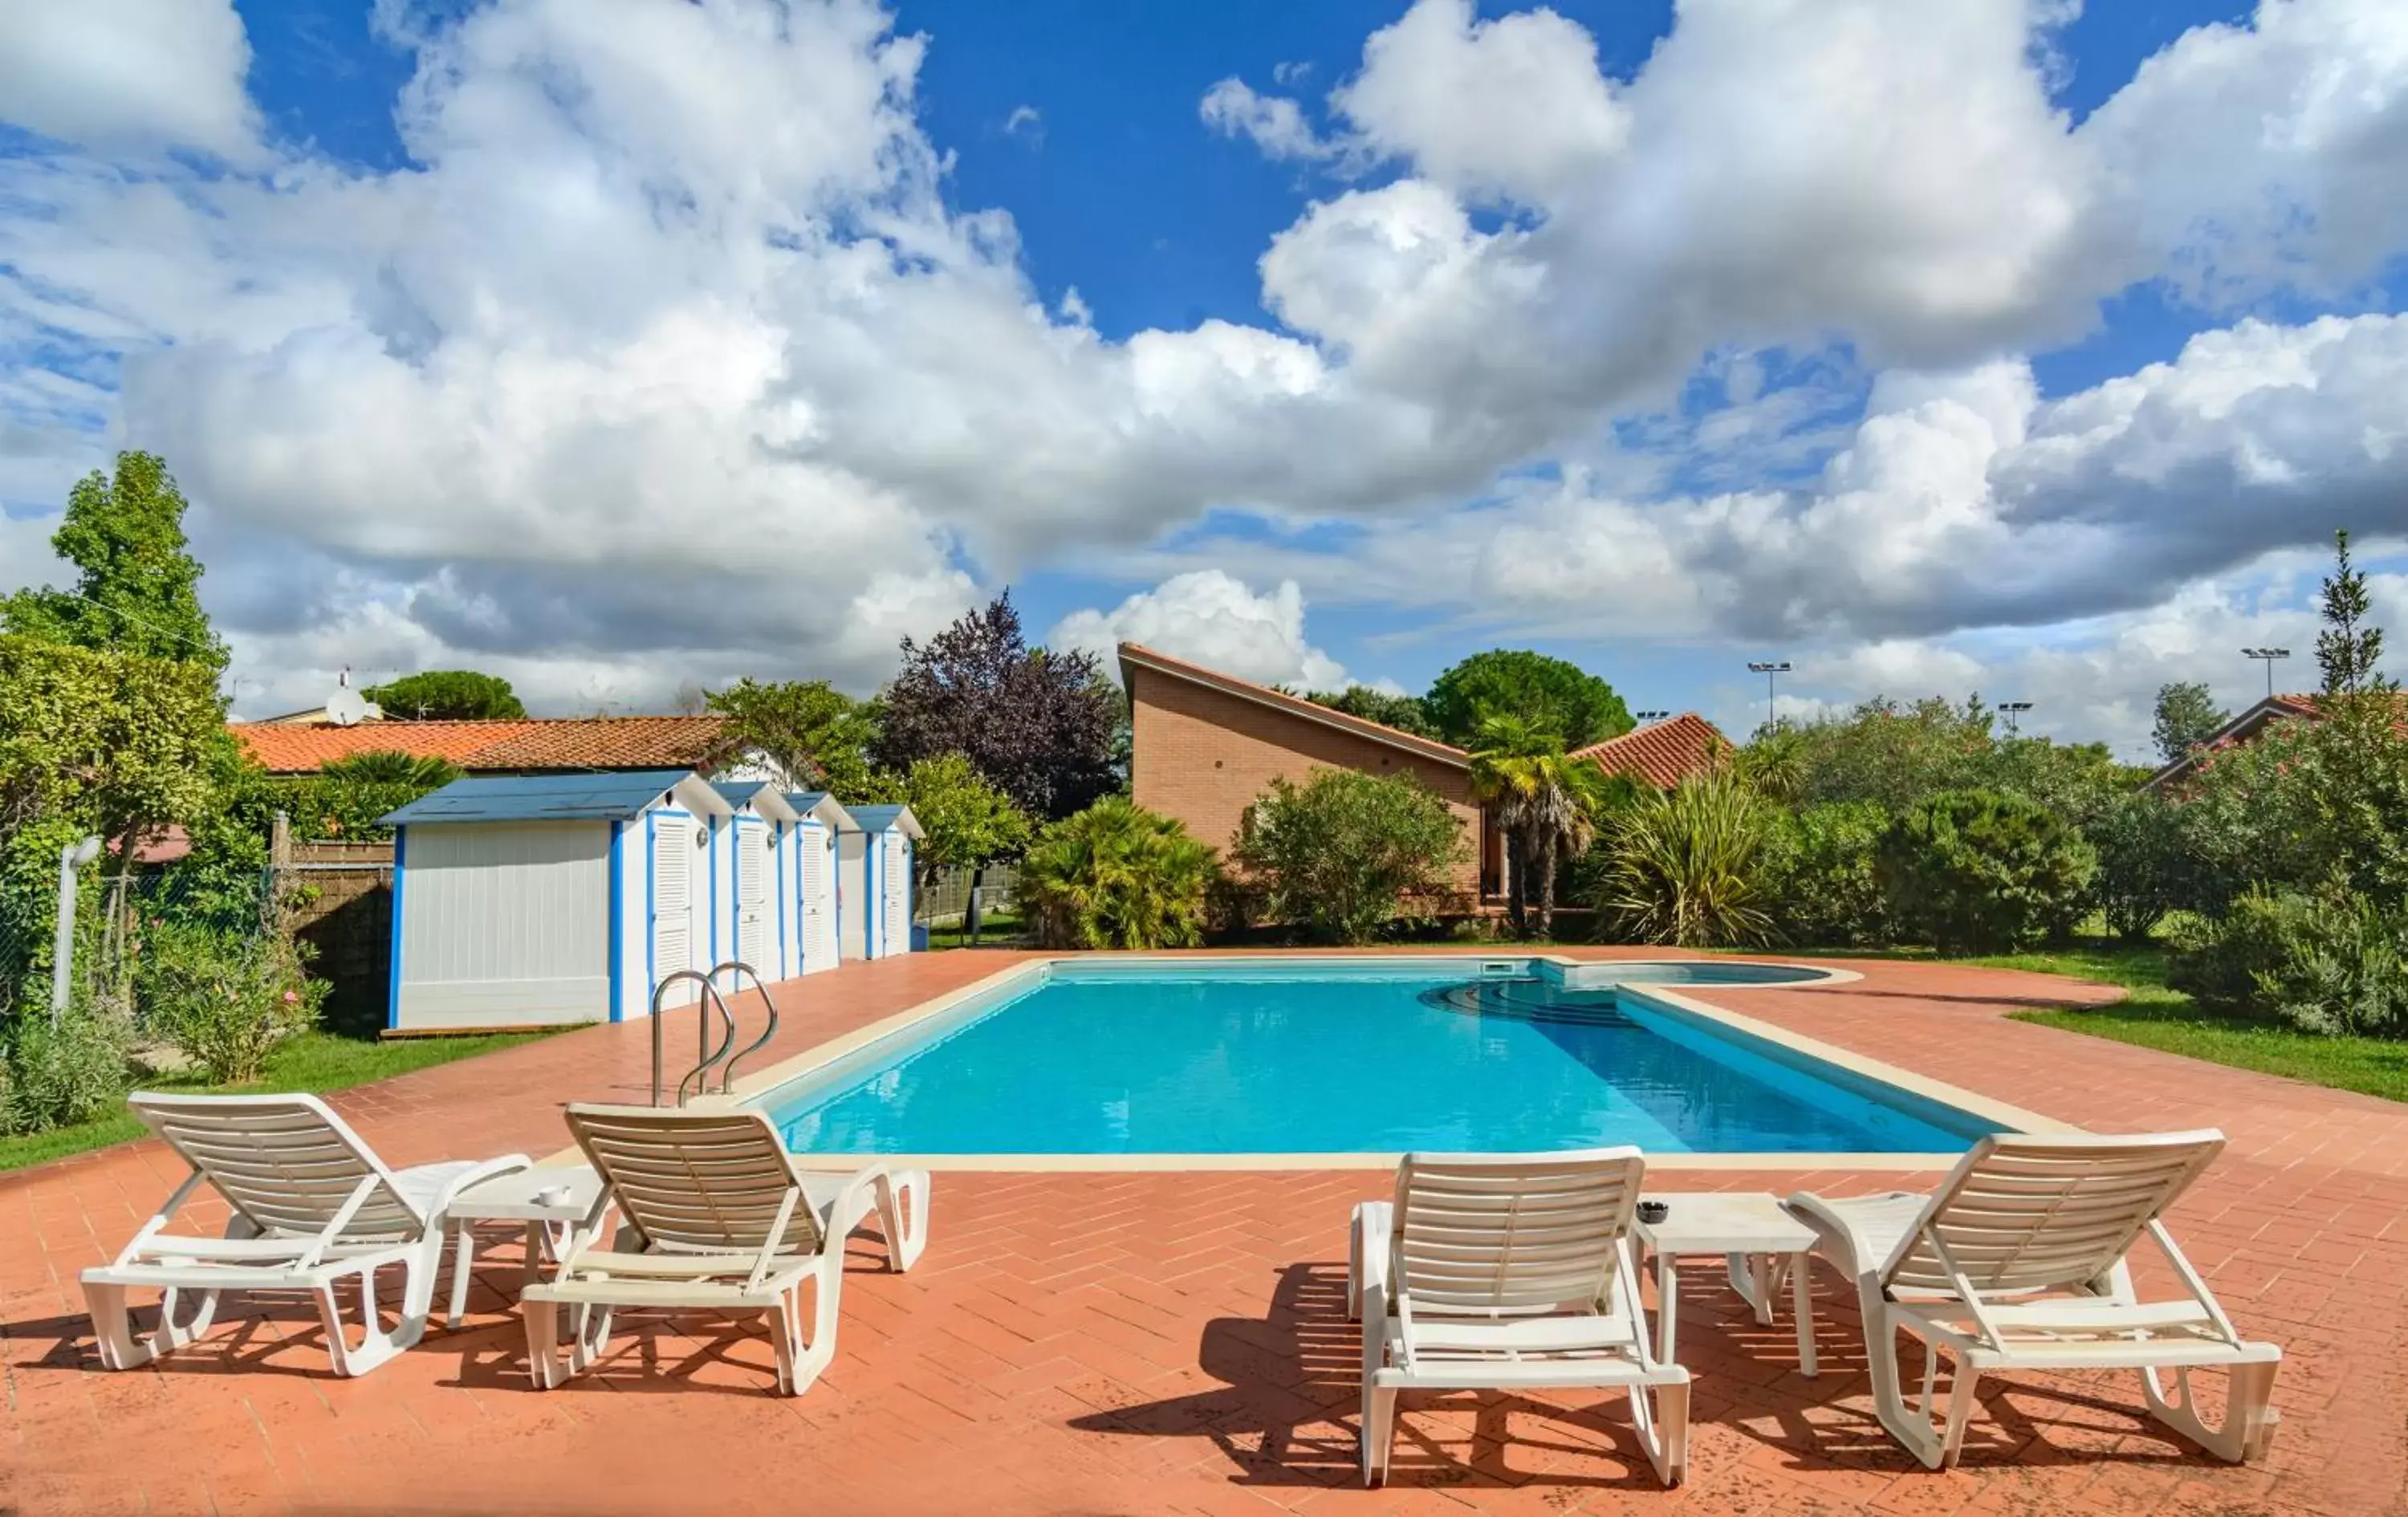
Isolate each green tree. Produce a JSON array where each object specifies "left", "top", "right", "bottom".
[
  {"left": 1304, "top": 685, "right": 1434, "bottom": 737},
  {"left": 2089, "top": 791, "right": 2190, "bottom": 942},
  {"left": 1015, "top": 798, "right": 1217, "bottom": 950},
  {"left": 1468, "top": 715, "right": 1608, "bottom": 939},
  {"left": 1422, "top": 649, "right": 1632, "bottom": 750},
  {"left": 1592, "top": 771, "right": 1776, "bottom": 948},
  {"left": 2317, "top": 528, "right": 2386, "bottom": 697},
  {"left": 2151, "top": 681, "right": 2227, "bottom": 765},
  {"left": 1759, "top": 800, "right": 1891, "bottom": 947},
  {"left": 854, "top": 752, "right": 1033, "bottom": 901},
  {"left": 706, "top": 678, "right": 881, "bottom": 797},
  {"left": 0, "top": 638, "right": 224, "bottom": 1004},
  {"left": 362, "top": 670, "right": 525, "bottom": 720},
  {"left": 1231, "top": 769, "right": 1467, "bottom": 945},
  {"left": 1876, "top": 789, "right": 2098, "bottom": 954},
  {"left": 2, "top": 452, "right": 227, "bottom": 677}
]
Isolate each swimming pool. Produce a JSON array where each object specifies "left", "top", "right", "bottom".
[{"left": 753, "top": 958, "right": 2007, "bottom": 1158}]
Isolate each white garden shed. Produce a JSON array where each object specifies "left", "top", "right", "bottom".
[
  {"left": 837, "top": 803, "right": 923, "bottom": 961},
  {"left": 783, "top": 791, "right": 856, "bottom": 976},
  {"left": 706, "top": 783, "right": 856, "bottom": 980},
  {"left": 380, "top": 770, "right": 734, "bottom": 1032}
]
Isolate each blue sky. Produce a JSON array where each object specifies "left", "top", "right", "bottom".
[{"left": 5, "top": 0, "right": 2407, "bottom": 754}]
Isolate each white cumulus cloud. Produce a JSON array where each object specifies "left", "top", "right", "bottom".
[{"left": 1051, "top": 572, "right": 1351, "bottom": 691}]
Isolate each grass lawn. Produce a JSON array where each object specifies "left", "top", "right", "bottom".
[
  {"left": 1979, "top": 943, "right": 2408, "bottom": 1104},
  {"left": 0, "top": 1027, "right": 553, "bottom": 1173},
  {"left": 925, "top": 910, "right": 1027, "bottom": 950}
]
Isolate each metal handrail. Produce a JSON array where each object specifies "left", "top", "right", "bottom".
[
  {"left": 706, "top": 961, "right": 782, "bottom": 1093},
  {"left": 649, "top": 970, "right": 737, "bottom": 1107}
]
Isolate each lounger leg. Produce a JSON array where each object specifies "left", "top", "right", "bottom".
[
  {"left": 1346, "top": 1209, "right": 1361, "bottom": 1323},
  {"left": 317, "top": 1262, "right": 423, "bottom": 1378},
  {"left": 1860, "top": 1301, "right": 1949, "bottom": 1470},
  {"left": 1938, "top": 1364, "right": 1981, "bottom": 1469},
  {"left": 1627, "top": 1377, "right": 1690, "bottom": 1487},
  {"left": 1360, "top": 1384, "right": 1398, "bottom": 1487},
  {"left": 872, "top": 1169, "right": 929, "bottom": 1271},
  {"left": 2142, "top": 1360, "right": 2281, "bottom": 1462},
  {"left": 524, "top": 1297, "right": 567, "bottom": 1389},
  {"left": 83, "top": 1283, "right": 157, "bottom": 1371},
  {"left": 781, "top": 1256, "right": 843, "bottom": 1395}
]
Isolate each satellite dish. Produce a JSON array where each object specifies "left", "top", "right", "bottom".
[{"left": 325, "top": 687, "right": 368, "bottom": 727}]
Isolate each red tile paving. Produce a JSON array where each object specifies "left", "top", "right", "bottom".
[{"left": 6, "top": 950, "right": 2406, "bottom": 1516}]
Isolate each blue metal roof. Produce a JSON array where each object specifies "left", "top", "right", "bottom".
[
  {"left": 786, "top": 790, "right": 832, "bottom": 812},
  {"left": 380, "top": 770, "right": 696, "bottom": 826},
  {"left": 711, "top": 779, "right": 771, "bottom": 807},
  {"left": 847, "top": 803, "right": 909, "bottom": 832}
]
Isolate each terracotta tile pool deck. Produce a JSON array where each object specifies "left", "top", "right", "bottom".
[{"left": 5, "top": 950, "right": 2406, "bottom": 1516}]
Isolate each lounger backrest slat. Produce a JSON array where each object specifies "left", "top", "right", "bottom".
[
  {"left": 129, "top": 1092, "right": 423, "bottom": 1241},
  {"left": 566, "top": 1104, "right": 821, "bottom": 1257},
  {"left": 1888, "top": 1131, "right": 2225, "bottom": 1297},
  {"left": 1393, "top": 1149, "right": 1644, "bottom": 1317}
]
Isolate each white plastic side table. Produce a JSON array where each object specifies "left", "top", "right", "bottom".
[
  {"left": 443, "top": 1165, "right": 612, "bottom": 1327},
  {"left": 1632, "top": 1191, "right": 1819, "bottom": 1377}
]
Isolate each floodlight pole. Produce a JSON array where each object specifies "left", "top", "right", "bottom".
[
  {"left": 51, "top": 836, "right": 103, "bottom": 1024},
  {"left": 1746, "top": 661, "right": 1791, "bottom": 732},
  {"left": 1999, "top": 700, "right": 2034, "bottom": 737},
  {"left": 2242, "top": 648, "right": 2290, "bottom": 702}
]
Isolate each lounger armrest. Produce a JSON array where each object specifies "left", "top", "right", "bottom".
[
  {"left": 421, "top": 1154, "right": 534, "bottom": 1218},
  {"left": 1354, "top": 1202, "right": 1393, "bottom": 1367},
  {"left": 1785, "top": 1190, "right": 1910, "bottom": 1291}
]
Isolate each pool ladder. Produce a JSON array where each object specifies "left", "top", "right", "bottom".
[{"left": 649, "top": 961, "right": 783, "bottom": 1107}]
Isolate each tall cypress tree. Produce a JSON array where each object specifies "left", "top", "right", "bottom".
[{"left": 2, "top": 451, "right": 229, "bottom": 680}]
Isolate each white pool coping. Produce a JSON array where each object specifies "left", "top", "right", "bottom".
[{"left": 653, "top": 954, "right": 2079, "bottom": 1174}]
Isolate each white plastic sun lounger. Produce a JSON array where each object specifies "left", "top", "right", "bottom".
[
  {"left": 80, "top": 1092, "right": 529, "bottom": 1377},
  {"left": 1348, "top": 1147, "right": 1689, "bottom": 1487},
  {"left": 521, "top": 1104, "right": 929, "bottom": 1396},
  {"left": 1788, "top": 1129, "right": 2281, "bottom": 1470}
]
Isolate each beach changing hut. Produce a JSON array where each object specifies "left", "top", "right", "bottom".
[
  {"left": 837, "top": 803, "right": 922, "bottom": 961},
  {"left": 784, "top": 791, "right": 854, "bottom": 976},
  {"left": 381, "top": 771, "right": 734, "bottom": 1031}
]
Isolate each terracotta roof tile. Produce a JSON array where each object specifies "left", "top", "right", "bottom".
[
  {"left": 1571, "top": 713, "right": 1729, "bottom": 788},
  {"left": 229, "top": 716, "right": 731, "bottom": 775}
]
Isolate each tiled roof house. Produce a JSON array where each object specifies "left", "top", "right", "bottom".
[
  {"left": 2142, "top": 692, "right": 2408, "bottom": 792},
  {"left": 228, "top": 715, "right": 738, "bottom": 776},
  {"left": 1120, "top": 643, "right": 1726, "bottom": 904}
]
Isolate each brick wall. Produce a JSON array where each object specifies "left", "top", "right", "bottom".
[{"left": 1129, "top": 665, "right": 1487, "bottom": 894}]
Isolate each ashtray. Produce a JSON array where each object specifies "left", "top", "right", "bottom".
[
  {"left": 1637, "top": 1200, "right": 1670, "bottom": 1224},
  {"left": 533, "top": 1184, "right": 574, "bottom": 1208}
]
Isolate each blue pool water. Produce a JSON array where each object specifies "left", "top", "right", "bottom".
[{"left": 759, "top": 961, "right": 1997, "bottom": 1156}]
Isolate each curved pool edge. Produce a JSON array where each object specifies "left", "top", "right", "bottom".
[{"left": 665, "top": 953, "right": 2073, "bottom": 1173}]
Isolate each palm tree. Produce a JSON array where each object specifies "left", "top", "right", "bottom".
[
  {"left": 317, "top": 750, "right": 462, "bottom": 787},
  {"left": 1469, "top": 716, "right": 1609, "bottom": 939}
]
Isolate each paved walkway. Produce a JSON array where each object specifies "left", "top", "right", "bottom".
[{"left": 4, "top": 951, "right": 2404, "bottom": 1516}]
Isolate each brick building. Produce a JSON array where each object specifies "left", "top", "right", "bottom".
[
  {"left": 1121, "top": 643, "right": 1502, "bottom": 898},
  {"left": 1121, "top": 645, "right": 1733, "bottom": 910}
]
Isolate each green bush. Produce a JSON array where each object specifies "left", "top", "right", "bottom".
[
  {"left": 1015, "top": 797, "right": 1217, "bottom": 950},
  {"left": 1231, "top": 769, "right": 1467, "bottom": 945},
  {"left": 2089, "top": 791, "right": 2190, "bottom": 942},
  {"left": 1876, "top": 789, "right": 2097, "bottom": 955},
  {"left": 1592, "top": 771, "right": 1775, "bottom": 948},
  {"left": 1760, "top": 801, "right": 1891, "bottom": 946},
  {"left": 2170, "top": 885, "right": 2408, "bottom": 1037},
  {"left": 4, "top": 1005, "right": 130, "bottom": 1134},
  {"left": 138, "top": 918, "right": 325, "bottom": 1084}
]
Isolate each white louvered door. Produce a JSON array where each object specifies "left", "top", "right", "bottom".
[
  {"left": 882, "top": 832, "right": 909, "bottom": 958},
  {"left": 651, "top": 815, "right": 695, "bottom": 1004},
  {"left": 737, "top": 820, "right": 769, "bottom": 970},
  {"left": 799, "top": 826, "right": 833, "bottom": 970}
]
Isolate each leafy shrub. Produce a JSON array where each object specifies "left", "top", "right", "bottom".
[
  {"left": 1760, "top": 801, "right": 1891, "bottom": 946},
  {"left": 1231, "top": 769, "right": 1467, "bottom": 945},
  {"left": 1592, "top": 771, "right": 1775, "bottom": 948},
  {"left": 4, "top": 1004, "right": 130, "bottom": 1134},
  {"left": 2089, "top": 791, "right": 2190, "bottom": 942},
  {"left": 2170, "top": 884, "right": 2408, "bottom": 1037},
  {"left": 138, "top": 917, "right": 324, "bottom": 1084},
  {"left": 1015, "top": 797, "right": 1217, "bottom": 950},
  {"left": 1876, "top": 789, "right": 2097, "bottom": 955}
]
